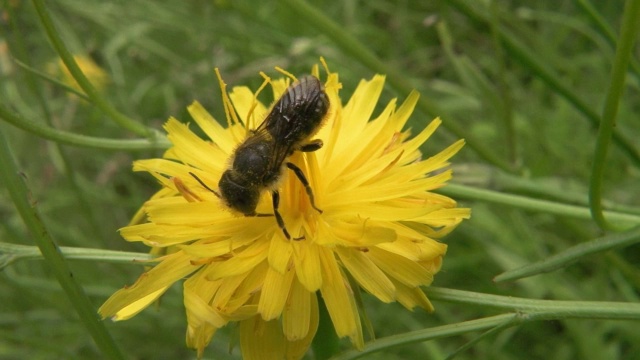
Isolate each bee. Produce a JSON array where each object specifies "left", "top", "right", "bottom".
[{"left": 191, "top": 75, "right": 330, "bottom": 239}]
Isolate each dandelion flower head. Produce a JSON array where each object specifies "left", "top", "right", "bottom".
[{"left": 99, "top": 61, "right": 470, "bottom": 359}]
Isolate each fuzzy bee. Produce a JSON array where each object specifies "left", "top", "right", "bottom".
[{"left": 192, "top": 75, "right": 329, "bottom": 239}]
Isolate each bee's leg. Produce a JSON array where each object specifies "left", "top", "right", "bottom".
[
  {"left": 272, "top": 190, "right": 291, "bottom": 240},
  {"left": 298, "top": 139, "right": 323, "bottom": 152},
  {"left": 285, "top": 162, "right": 323, "bottom": 214},
  {"left": 254, "top": 213, "right": 273, "bottom": 217}
]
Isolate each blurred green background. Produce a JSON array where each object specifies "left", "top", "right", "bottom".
[{"left": 1, "top": 0, "right": 640, "bottom": 359}]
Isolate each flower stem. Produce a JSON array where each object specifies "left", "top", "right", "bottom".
[
  {"left": 589, "top": 0, "right": 640, "bottom": 230},
  {"left": 0, "top": 128, "right": 125, "bottom": 360},
  {"left": 331, "top": 288, "right": 640, "bottom": 359},
  {"left": 427, "top": 287, "right": 640, "bottom": 319},
  {"left": 0, "top": 243, "right": 155, "bottom": 270},
  {"left": 440, "top": 183, "right": 640, "bottom": 226},
  {"left": 494, "top": 225, "right": 640, "bottom": 282},
  {"left": 0, "top": 102, "right": 170, "bottom": 150}
]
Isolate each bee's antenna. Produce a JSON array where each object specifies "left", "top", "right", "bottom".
[{"left": 189, "top": 172, "right": 221, "bottom": 198}]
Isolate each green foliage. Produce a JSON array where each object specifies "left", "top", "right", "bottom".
[{"left": 1, "top": 0, "right": 640, "bottom": 359}]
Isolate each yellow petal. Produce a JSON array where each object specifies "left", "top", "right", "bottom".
[
  {"left": 387, "top": 90, "right": 420, "bottom": 131},
  {"left": 223, "top": 262, "right": 269, "bottom": 314},
  {"left": 145, "top": 200, "right": 224, "bottom": 225},
  {"left": 107, "top": 287, "right": 167, "bottom": 321},
  {"left": 368, "top": 246, "right": 435, "bottom": 287},
  {"left": 377, "top": 237, "right": 447, "bottom": 263},
  {"left": 392, "top": 279, "right": 434, "bottom": 312},
  {"left": 282, "top": 278, "right": 312, "bottom": 341},
  {"left": 206, "top": 240, "right": 270, "bottom": 280},
  {"left": 163, "top": 117, "right": 226, "bottom": 174},
  {"left": 240, "top": 317, "right": 286, "bottom": 360},
  {"left": 99, "top": 251, "right": 200, "bottom": 319},
  {"left": 324, "top": 99, "right": 395, "bottom": 182},
  {"left": 284, "top": 289, "right": 319, "bottom": 359},
  {"left": 229, "top": 85, "right": 268, "bottom": 129},
  {"left": 318, "top": 247, "right": 363, "bottom": 347},
  {"left": 328, "top": 174, "right": 451, "bottom": 207},
  {"left": 328, "top": 203, "right": 444, "bottom": 222},
  {"left": 184, "top": 283, "right": 227, "bottom": 328},
  {"left": 397, "top": 117, "right": 442, "bottom": 162},
  {"left": 413, "top": 207, "right": 472, "bottom": 226},
  {"left": 258, "top": 266, "right": 295, "bottom": 321},
  {"left": 335, "top": 247, "right": 395, "bottom": 303},
  {"left": 186, "top": 322, "right": 217, "bottom": 358},
  {"left": 187, "top": 101, "right": 237, "bottom": 154},
  {"left": 292, "top": 241, "right": 323, "bottom": 292},
  {"left": 315, "top": 218, "right": 396, "bottom": 247},
  {"left": 340, "top": 75, "right": 386, "bottom": 138},
  {"left": 268, "top": 233, "right": 293, "bottom": 274},
  {"left": 133, "top": 158, "right": 191, "bottom": 178}
]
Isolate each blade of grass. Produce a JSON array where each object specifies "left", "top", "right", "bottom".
[
  {"left": 589, "top": 0, "right": 640, "bottom": 230},
  {"left": 427, "top": 287, "right": 640, "bottom": 319},
  {"left": 13, "top": 59, "right": 90, "bottom": 101},
  {"left": 0, "top": 128, "right": 125, "bottom": 360},
  {"left": 0, "top": 243, "right": 155, "bottom": 269},
  {"left": 494, "top": 225, "right": 640, "bottom": 282},
  {"left": 6, "top": 7, "right": 106, "bottom": 245},
  {"left": 443, "top": 315, "right": 519, "bottom": 360},
  {"left": 330, "top": 314, "right": 518, "bottom": 360},
  {"left": 0, "top": 102, "right": 170, "bottom": 150},
  {"left": 440, "top": 183, "right": 640, "bottom": 227},
  {"left": 330, "top": 284, "right": 640, "bottom": 360}
]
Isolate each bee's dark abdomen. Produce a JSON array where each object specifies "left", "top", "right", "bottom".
[{"left": 270, "top": 75, "right": 330, "bottom": 145}]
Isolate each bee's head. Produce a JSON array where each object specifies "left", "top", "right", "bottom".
[{"left": 218, "top": 170, "right": 261, "bottom": 215}]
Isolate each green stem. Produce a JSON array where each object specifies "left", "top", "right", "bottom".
[
  {"left": 0, "top": 102, "right": 170, "bottom": 150},
  {"left": 330, "top": 314, "right": 517, "bottom": 360},
  {"left": 13, "top": 58, "right": 90, "bottom": 101},
  {"left": 427, "top": 287, "right": 640, "bottom": 319},
  {"left": 331, "top": 283, "right": 640, "bottom": 360},
  {"left": 443, "top": 315, "right": 518, "bottom": 360},
  {"left": 30, "top": 0, "right": 154, "bottom": 138},
  {"left": 494, "top": 225, "right": 640, "bottom": 282},
  {"left": 440, "top": 183, "right": 640, "bottom": 227},
  {"left": 0, "top": 243, "right": 155, "bottom": 269},
  {"left": 7, "top": 10, "right": 104, "bottom": 244},
  {"left": 588, "top": 0, "right": 640, "bottom": 230},
  {"left": 0, "top": 128, "right": 125, "bottom": 360},
  {"left": 281, "top": 0, "right": 512, "bottom": 172}
]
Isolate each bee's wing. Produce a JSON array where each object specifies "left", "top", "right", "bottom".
[
  {"left": 256, "top": 75, "right": 325, "bottom": 146},
  {"left": 238, "top": 126, "right": 292, "bottom": 175}
]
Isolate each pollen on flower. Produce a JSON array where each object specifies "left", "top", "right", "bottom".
[{"left": 99, "top": 59, "right": 470, "bottom": 359}]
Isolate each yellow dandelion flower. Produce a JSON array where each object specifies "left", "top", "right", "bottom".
[{"left": 99, "top": 61, "right": 470, "bottom": 359}]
